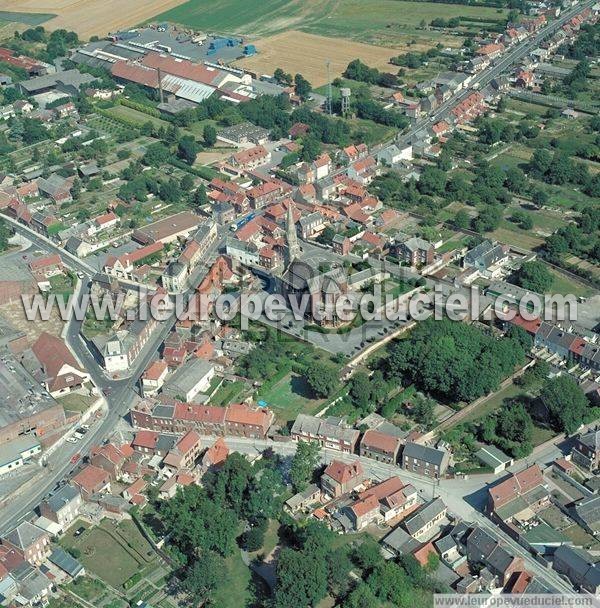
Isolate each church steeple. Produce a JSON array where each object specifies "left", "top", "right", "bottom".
[{"left": 285, "top": 202, "right": 300, "bottom": 264}]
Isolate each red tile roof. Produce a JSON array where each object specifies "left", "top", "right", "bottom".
[
  {"left": 361, "top": 429, "right": 401, "bottom": 455},
  {"left": 323, "top": 460, "right": 363, "bottom": 484},
  {"left": 72, "top": 464, "right": 109, "bottom": 494}
]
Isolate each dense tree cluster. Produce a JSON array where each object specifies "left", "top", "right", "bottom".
[
  {"left": 541, "top": 375, "right": 592, "bottom": 434},
  {"left": 344, "top": 59, "right": 399, "bottom": 87},
  {"left": 513, "top": 260, "right": 554, "bottom": 293},
  {"left": 386, "top": 320, "right": 530, "bottom": 402},
  {"left": 158, "top": 453, "right": 284, "bottom": 604}
]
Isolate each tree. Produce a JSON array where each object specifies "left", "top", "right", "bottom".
[
  {"left": 143, "top": 142, "right": 171, "bottom": 167},
  {"left": 301, "top": 135, "right": 322, "bottom": 162},
  {"left": 504, "top": 167, "right": 527, "bottom": 194},
  {"left": 412, "top": 397, "right": 437, "bottom": 430},
  {"left": 180, "top": 173, "right": 194, "bottom": 192},
  {"left": 0, "top": 219, "right": 10, "bottom": 252},
  {"left": 352, "top": 537, "right": 384, "bottom": 573},
  {"left": 245, "top": 467, "right": 284, "bottom": 520},
  {"left": 387, "top": 319, "right": 526, "bottom": 402},
  {"left": 290, "top": 440, "right": 320, "bottom": 492},
  {"left": 541, "top": 375, "right": 589, "bottom": 434},
  {"left": 343, "top": 584, "right": 380, "bottom": 608},
  {"left": 274, "top": 67, "right": 293, "bottom": 86},
  {"left": 193, "top": 183, "right": 208, "bottom": 207},
  {"left": 514, "top": 260, "right": 553, "bottom": 293},
  {"left": 328, "top": 547, "right": 352, "bottom": 596},
  {"left": 530, "top": 148, "right": 552, "bottom": 177},
  {"left": 532, "top": 188, "right": 548, "bottom": 208},
  {"left": 275, "top": 543, "right": 328, "bottom": 608},
  {"left": 417, "top": 166, "right": 447, "bottom": 196},
  {"left": 240, "top": 517, "right": 268, "bottom": 551},
  {"left": 453, "top": 210, "right": 470, "bottom": 229},
  {"left": 182, "top": 553, "right": 226, "bottom": 602},
  {"left": 294, "top": 73, "right": 312, "bottom": 100},
  {"left": 203, "top": 124, "right": 217, "bottom": 147},
  {"left": 304, "top": 361, "right": 339, "bottom": 398},
  {"left": 177, "top": 135, "right": 199, "bottom": 165},
  {"left": 349, "top": 371, "right": 372, "bottom": 411}
]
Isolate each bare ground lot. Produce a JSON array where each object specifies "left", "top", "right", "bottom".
[
  {"left": 0, "top": 0, "right": 187, "bottom": 38},
  {"left": 237, "top": 30, "right": 416, "bottom": 87}
]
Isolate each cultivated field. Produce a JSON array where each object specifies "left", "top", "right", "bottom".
[
  {"left": 157, "top": 0, "right": 507, "bottom": 47},
  {"left": 0, "top": 0, "right": 187, "bottom": 37},
  {"left": 237, "top": 31, "right": 405, "bottom": 87}
]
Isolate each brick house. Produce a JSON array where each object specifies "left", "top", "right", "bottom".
[
  {"left": 71, "top": 464, "right": 111, "bottom": 499},
  {"left": 1, "top": 522, "right": 50, "bottom": 566},
  {"left": 360, "top": 429, "right": 403, "bottom": 464},
  {"left": 320, "top": 460, "right": 365, "bottom": 498}
]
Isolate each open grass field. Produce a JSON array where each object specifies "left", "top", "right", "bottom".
[
  {"left": 157, "top": 0, "right": 506, "bottom": 47},
  {"left": 258, "top": 372, "right": 324, "bottom": 423},
  {"left": 0, "top": 0, "right": 186, "bottom": 37},
  {"left": 548, "top": 267, "right": 596, "bottom": 299},
  {"left": 61, "top": 519, "right": 160, "bottom": 590}
]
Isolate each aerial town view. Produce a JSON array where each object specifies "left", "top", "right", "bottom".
[{"left": 0, "top": 0, "right": 597, "bottom": 606}]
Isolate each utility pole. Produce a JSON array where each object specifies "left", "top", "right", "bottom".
[{"left": 326, "top": 60, "right": 332, "bottom": 115}]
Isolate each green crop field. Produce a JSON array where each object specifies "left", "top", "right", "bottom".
[
  {"left": 155, "top": 0, "right": 507, "bottom": 45},
  {"left": 0, "top": 11, "right": 54, "bottom": 25}
]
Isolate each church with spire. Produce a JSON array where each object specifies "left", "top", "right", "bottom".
[{"left": 276, "top": 201, "right": 349, "bottom": 327}]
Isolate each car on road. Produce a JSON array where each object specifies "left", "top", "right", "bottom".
[
  {"left": 70, "top": 453, "right": 81, "bottom": 464},
  {"left": 66, "top": 437, "right": 78, "bottom": 444},
  {"left": 103, "top": 387, "right": 111, "bottom": 396},
  {"left": 81, "top": 424, "right": 90, "bottom": 430},
  {"left": 76, "top": 427, "right": 87, "bottom": 435}
]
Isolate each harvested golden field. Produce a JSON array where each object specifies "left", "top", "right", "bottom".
[
  {"left": 236, "top": 30, "right": 423, "bottom": 87},
  {"left": 0, "top": 0, "right": 187, "bottom": 38}
]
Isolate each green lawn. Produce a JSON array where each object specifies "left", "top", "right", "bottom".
[
  {"left": 548, "top": 268, "right": 596, "bottom": 299},
  {"left": 104, "top": 104, "right": 168, "bottom": 129},
  {"left": 57, "top": 393, "right": 96, "bottom": 414},
  {"left": 155, "top": 0, "right": 506, "bottom": 44},
  {"left": 210, "top": 380, "right": 247, "bottom": 406},
  {"left": 211, "top": 552, "right": 252, "bottom": 608},
  {"left": 250, "top": 519, "right": 280, "bottom": 559},
  {"left": 61, "top": 520, "right": 160, "bottom": 590},
  {"left": 452, "top": 382, "right": 526, "bottom": 427},
  {"left": 258, "top": 372, "right": 324, "bottom": 423}
]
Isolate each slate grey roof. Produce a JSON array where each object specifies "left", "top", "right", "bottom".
[
  {"left": 554, "top": 545, "right": 600, "bottom": 589},
  {"left": 466, "top": 526, "right": 497, "bottom": 561},
  {"left": 403, "top": 442, "right": 447, "bottom": 467},
  {"left": 291, "top": 413, "right": 359, "bottom": 445},
  {"left": 404, "top": 498, "right": 447, "bottom": 535},
  {"left": 4, "top": 522, "right": 47, "bottom": 550},
  {"left": 20, "top": 69, "right": 94, "bottom": 94},
  {"left": 44, "top": 484, "right": 80, "bottom": 513},
  {"left": 579, "top": 429, "right": 600, "bottom": 451},
  {"left": 574, "top": 495, "right": 600, "bottom": 532},
  {"left": 382, "top": 526, "right": 421, "bottom": 554},
  {"left": 49, "top": 547, "right": 84, "bottom": 577},
  {"left": 435, "top": 533, "right": 458, "bottom": 554}
]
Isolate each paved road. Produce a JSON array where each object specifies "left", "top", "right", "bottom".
[
  {"left": 0, "top": 221, "right": 223, "bottom": 535},
  {"left": 391, "top": 0, "right": 597, "bottom": 151}
]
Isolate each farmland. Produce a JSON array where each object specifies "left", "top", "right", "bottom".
[
  {"left": 157, "top": 0, "right": 507, "bottom": 47},
  {"left": 0, "top": 0, "right": 187, "bottom": 37},
  {"left": 238, "top": 30, "right": 403, "bottom": 87}
]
